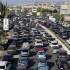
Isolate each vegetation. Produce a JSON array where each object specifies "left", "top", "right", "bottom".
[
  {"left": 37, "top": 7, "right": 48, "bottom": 16},
  {"left": 32, "top": 12, "right": 36, "bottom": 16},
  {"left": 37, "top": 7, "right": 63, "bottom": 21},
  {"left": 52, "top": 13, "right": 64, "bottom": 21},
  {"left": 0, "top": 2, "right": 7, "bottom": 18}
]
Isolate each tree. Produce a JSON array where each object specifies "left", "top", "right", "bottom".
[
  {"left": 37, "top": 8, "right": 48, "bottom": 16},
  {"left": 23, "top": 8, "right": 29, "bottom": 14},
  {"left": 0, "top": 2, "right": 7, "bottom": 44},
  {"left": 0, "top": 2, "right": 7, "bottom": 18},
  {"left": 53, "top": 9, "right": 58, "bottom": 13},
  {"left": 52, "top": 13, "right": 64, "bottom": 21}
]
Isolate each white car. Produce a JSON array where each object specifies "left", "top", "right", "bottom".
[
  {"left": 50, "top": 43, "right": 59, "bottom": 48},
  {"left": 50, "top": 40, "right": 59, "bottom": 48},
  {"left": 0, "top": 61, "right": 11, "bottom": 70},
  {"left": 50, "top": 40, "right": 60, "bottom": 54},
  {"left": 66, "top": 38, "right": 70, "bottom": 45},
  {"left": 40, "top": 31, "right": 46, "bottom": 37},
  {"left": 35, "top": 41, "right": 43, "bottom": 46},
  {"left": 35, "top": 40, "right": 43, "bottom": 46},
  {"left": 37, "top": 51, "right": 46, "bottom": 60},
  {"left": 50, "top": 40, "right": 58, "bottom": 44},
  {"left": 52, "top": 48, "right": 59, "bottom": 54},
  {"left": 21, "top": 42, "right": 30, "bottom": 49}
]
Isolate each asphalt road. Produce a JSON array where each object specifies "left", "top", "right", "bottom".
[{"left": 0, "top": 16, "right": 70, "bottom": 70}]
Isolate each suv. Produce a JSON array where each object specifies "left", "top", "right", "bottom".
[
  {"left": 20, "top": 42, "right": 30, "bottom": 57},
  {"left": 0, "top": 61, "right": 11, "bottom": 70},
  {"left": 17, "top": 57, "right": 28, "bottom": 70},
  {"left": 20, "top": 49, "right": 29, "bottom": 57},
  {"left": 3, "top": 52, "right": 13, "bottom": 62},
  {"left": 37, "top": 50, "right": 46, "bottom": 60},
  {"left": 7, "top": 44, "right": 16, "bottom": 55},
  {"left": 56, "top": 50, "right": 68, "bottom": 70}
]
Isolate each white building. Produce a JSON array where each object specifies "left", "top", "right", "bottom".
[{"left": 60, "top": 2, "right": 70, "bottom": 14}]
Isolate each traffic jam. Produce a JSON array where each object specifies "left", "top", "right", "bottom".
[{"left": 0, "top": 15, "right": 70, "bottom": 70}]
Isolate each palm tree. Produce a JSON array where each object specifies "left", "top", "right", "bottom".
[{"left": 0, "top": 2, "right": 7, "bottom": 18}]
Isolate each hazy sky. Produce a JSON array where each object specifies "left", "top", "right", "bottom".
[{"left": 0, "top": 0, "right": 67, "bottom": 5}]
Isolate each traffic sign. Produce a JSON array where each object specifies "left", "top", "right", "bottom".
[{"left": 3, "top": 18, "right": 9, "bottom": 30}]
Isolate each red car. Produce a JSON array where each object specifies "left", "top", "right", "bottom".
[{"left": 35, "top": 48, "right": 44, "bottom": 52}]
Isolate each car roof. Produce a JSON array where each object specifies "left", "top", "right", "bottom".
[
  {"left": 22, "top": 42, "right": 29, "bottom": 48},
  {"left": 0, "top": 61, "right": 7, "bottom": 66},
  {"left": 57, "top": 49, "right": 67, "bottom": 53}
]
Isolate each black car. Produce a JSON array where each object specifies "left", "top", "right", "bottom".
[{"left": 3, "top": 52, "right": 13, "bottom": 62}]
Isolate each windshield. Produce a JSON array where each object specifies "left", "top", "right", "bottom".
[
  {"left": 0, "top": 66, "right": 5, "bottom": 69},
  {"left": 22, "top": 50, "right": 28, "bottom": 52},
  {"left": 40, "top": 52, "right": 45, "bottom": 55}
]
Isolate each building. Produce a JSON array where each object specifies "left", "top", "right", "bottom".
[
  {"left": 8, "top": 2, "right": 55, "bottom": 13},
  {"left": 8, "top": 6, "right": 22, "bottom": 13},
  {"left": 60, "top": 2, "right": 70, "bottom": 14}
]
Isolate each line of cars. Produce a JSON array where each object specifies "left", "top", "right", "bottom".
[
  {"left": 17, "top": 42, "right": 29, "bottom": 70},
  {"left": 40, "top": 16, "right": 70, "bottom": 45},
  {"left": 32, "top": 27, "right": 49, "bottom": 70},
  {"left": 38, "top": 18, "right": 70, "bottom": 70},
  {"left": 0, "top": 15, "right": 32, "bottom": 70},
  {"left": 0, "top": 14, "right": 70, "bottom": 70}
]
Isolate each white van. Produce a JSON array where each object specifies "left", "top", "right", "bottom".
[
  {"left": 21, "top": 42, "right": 30, "bottom": 49},
  {"left": 20, "top": 42, "right": 30, "bottom": 57},
  {"left": 0, "top": 61, "right": 11, "bottom": 70}
]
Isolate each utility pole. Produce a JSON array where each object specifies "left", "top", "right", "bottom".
[
  {"left": 41, "top": 3, "right": 42, "bottom": 16},
  {"left": 5, "top": 0, "right": 7, "bottom": 41},
  {"left": 3, "top": 0, "right": 9, "bottom": 43}
]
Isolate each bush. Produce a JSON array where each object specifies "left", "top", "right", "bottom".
[{"left": 52, "top": 13, "right": 64, "bottom": 21}]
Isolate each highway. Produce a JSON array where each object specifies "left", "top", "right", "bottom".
[
  {"left": 0, "top": 15, "right": 70, "bottom": 70},
  {"left": 39, "top": 24, "right": 70, "bottom": 54}
]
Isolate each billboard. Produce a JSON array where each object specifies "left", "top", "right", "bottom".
[
  {"left": 61, "top": 5, "right": 67, "bottom": 9},
  {"left": 3, "top": 18, "right": 9, "bottom": 30}
]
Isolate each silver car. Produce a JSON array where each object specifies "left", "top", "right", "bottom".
[
  {"left": 38, "top": 62, "right": 49, "bottom": 70},
  {"left": 17, "top": 57, "right": 28, "bottom": 70}
]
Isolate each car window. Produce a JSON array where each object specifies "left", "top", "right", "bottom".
[{"left": 6, "top": 63, "right": 9, "bottom": 67}]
